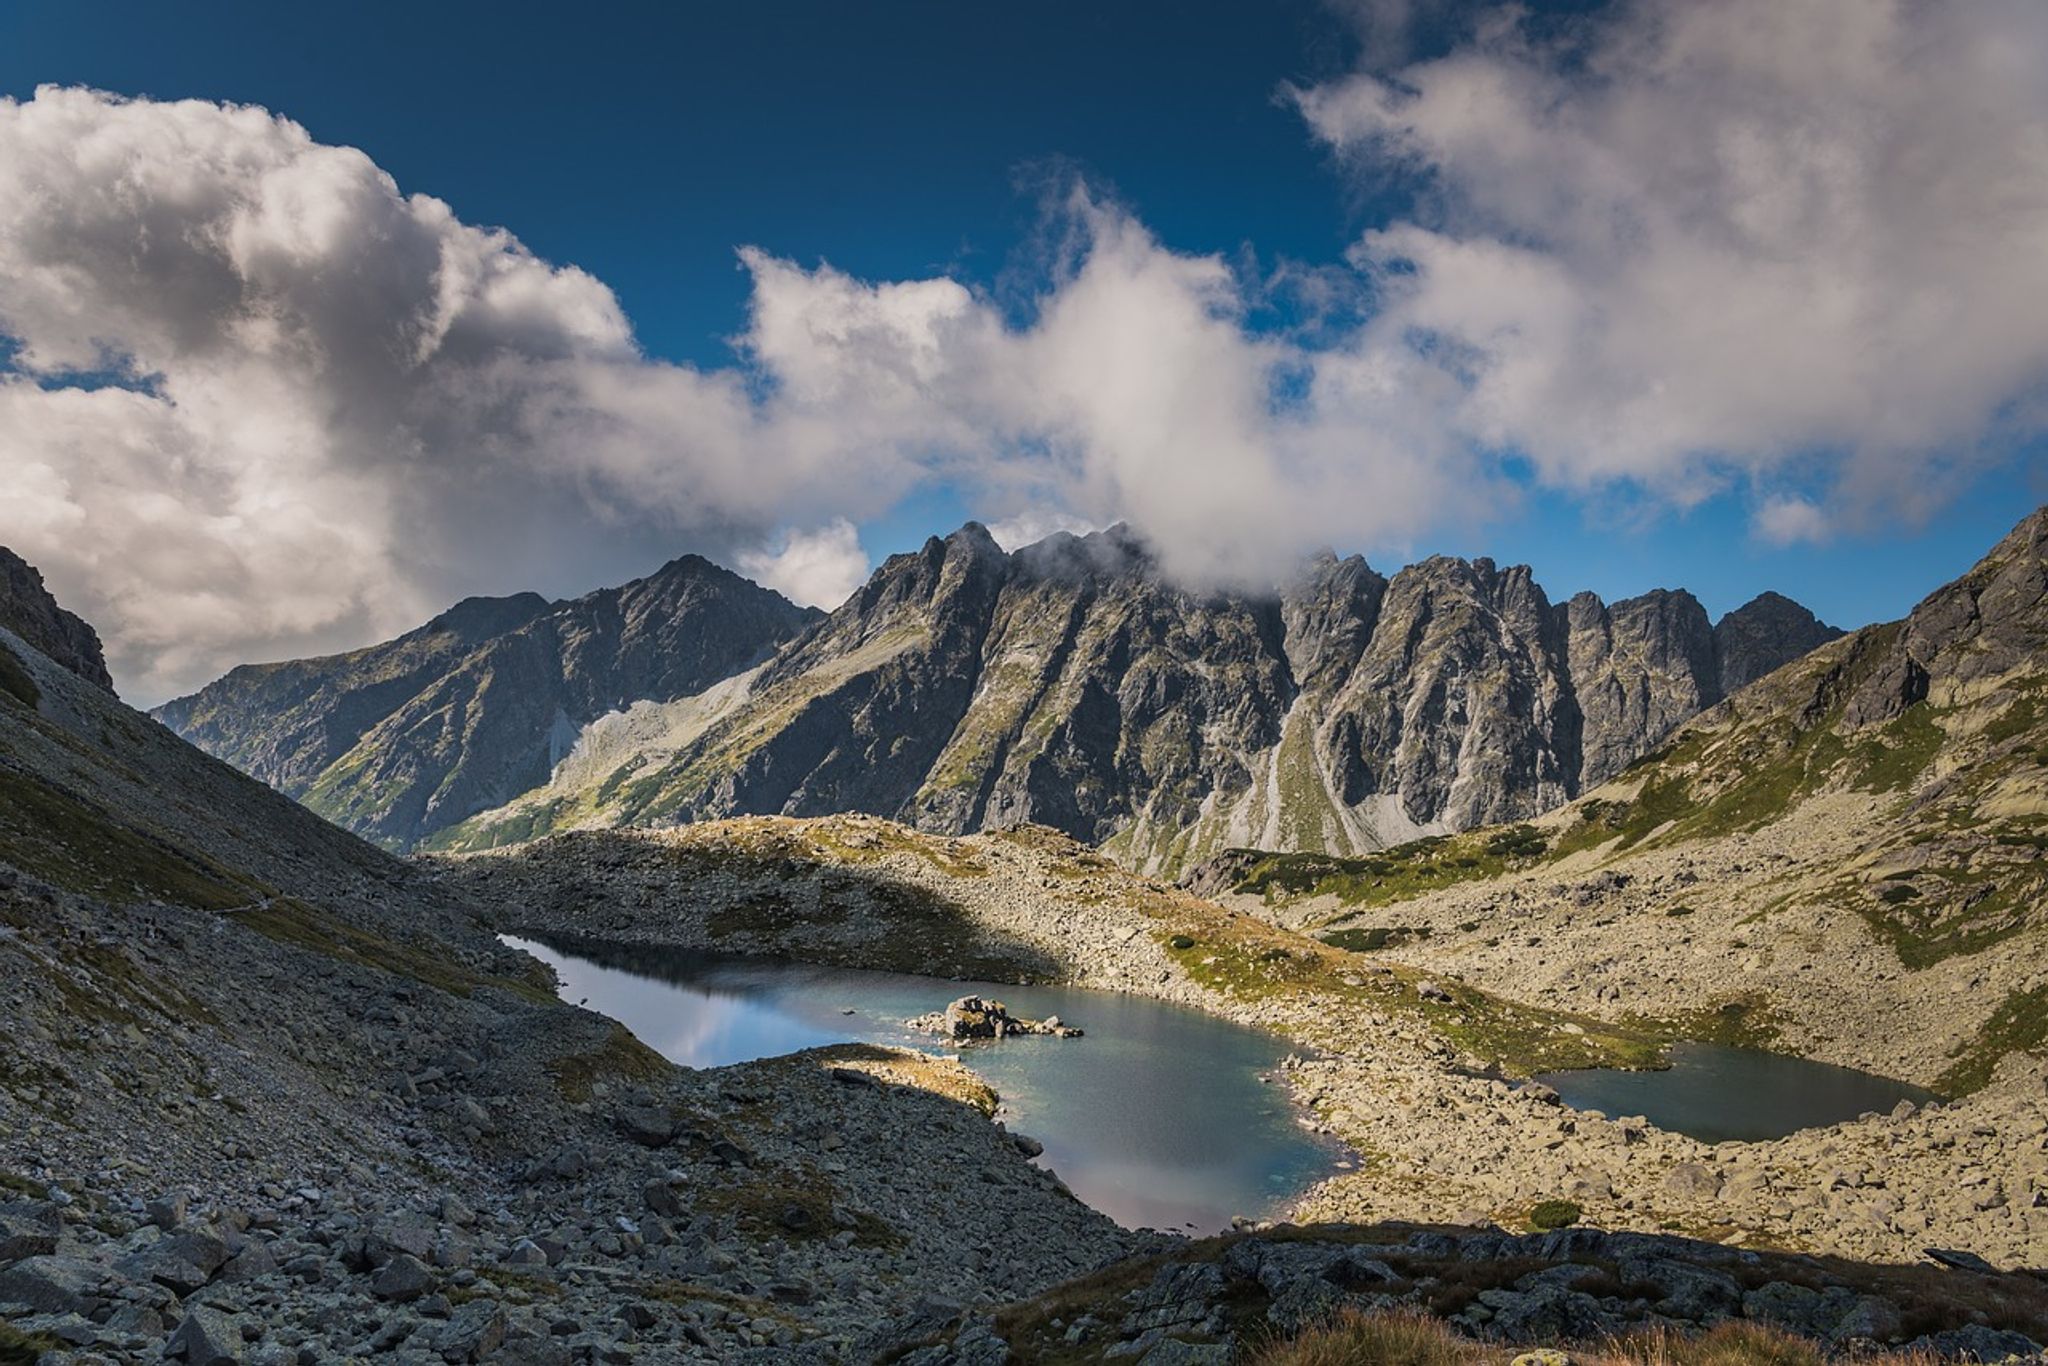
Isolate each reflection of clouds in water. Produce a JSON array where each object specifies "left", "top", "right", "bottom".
[
  {"left": 499, "top": 934, "right": 1337, "bottom": 1232},
  {"left": 505, "top": 936, "right": 851, "bottom": 1067}
]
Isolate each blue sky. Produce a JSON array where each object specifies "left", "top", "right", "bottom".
[{"left": 3, "top": 0, "right": 2045, "bottom": 699}]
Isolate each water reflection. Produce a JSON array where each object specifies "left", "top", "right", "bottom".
[
  {"left": 1536, "top": 1041, "right": 1939, "bottom": 1143},
  {"left": 507, "top": 934, "right": 1340, "bottom": 1232}
]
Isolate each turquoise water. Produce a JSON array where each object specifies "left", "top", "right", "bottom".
[
  {"left": 506, "top": 935, "right": 1342, "bottom": 1233},
  {"left": 1535, "top": 1041, "right": 1939, "bottom": 1144}
]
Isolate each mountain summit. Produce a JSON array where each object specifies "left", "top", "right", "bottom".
[
  {"left": 405, "top": 525, "right": 1839, "bottom": 869},
  {"left": 153, "top": 556, "right": 821, "bottom": 848}
]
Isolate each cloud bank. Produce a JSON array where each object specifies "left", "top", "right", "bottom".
[
  {"left": 1298, "top": 0, "right": 2048, "bottom": 520},
  {"left": 3, "top": 2, "right": 2046, "bottom": 700}
]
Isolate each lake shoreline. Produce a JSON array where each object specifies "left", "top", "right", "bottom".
[
  {"left": 431, "top": 814, "right": 2048, "bottom": 1270},
  {"left": 505, "top": 931, "right": 1346, "bottom": 1235}
]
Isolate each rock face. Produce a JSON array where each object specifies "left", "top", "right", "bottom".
[
  {"left": 153, "top": 556, "right": 820, "bottom": 849},
  {"left": 443, "top": 524, "right": 1838, "bottom": 872},
  {"left": 0, "top": 547, "right": 114, "bottom": 691},
  {"left": 1712, "top": 590, "right": 1846, "bottom": 696}
]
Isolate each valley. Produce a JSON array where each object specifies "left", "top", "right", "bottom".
[{"left": 2, "top": 508, "right": 2045, "bottom": 1362}]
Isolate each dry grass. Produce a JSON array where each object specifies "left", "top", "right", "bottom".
[{"left": 1253, "top": 1312, "right": 1953, "bottom": 1366}]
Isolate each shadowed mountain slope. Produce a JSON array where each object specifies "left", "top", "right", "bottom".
[{"left": 154, "top": 556, "right": 820, "bottom": 849}]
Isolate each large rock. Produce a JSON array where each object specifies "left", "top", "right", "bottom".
[
  {"left": 0, "top": 1203, "right": 62, "bottom": 1261},
  {"left": 165, "top": 1304, "right": 244, "bottom": 1364},
  {"left": 437, "top": 1298, "right": 509, "bottom": 1362},
  {"left": 0, "top": 1254, "right": 105, "bottom": 1314}
]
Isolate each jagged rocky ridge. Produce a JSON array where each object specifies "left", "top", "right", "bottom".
[
  {"left": 153, "top": 557, "right": 820, "bottom": 850},
  {"left": 438, "top": 524, "right": 1838, "bottom": 872},
  {"left": 0, "top": 549, "right": 113, "bottom": 693}
]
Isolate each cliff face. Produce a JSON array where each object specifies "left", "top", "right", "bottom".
[
  {"left": 154, "top": 557, "right": 820, "bottom": 849},
  {"left": 0, "top": 547, "right": 114, "bottom": 691},
  {"left": 437, "top": 525, "right": 1840, "bottom": 871}
]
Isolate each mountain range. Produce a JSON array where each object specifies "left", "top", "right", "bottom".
[
  {"left": 152, "top": 556, "right": 820, "bottom": 850},
  {"left": 155, "top": 523, "right": 1839, "bottom": 865}
]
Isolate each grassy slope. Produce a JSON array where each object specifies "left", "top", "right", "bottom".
[{"left": 1199, "top": 516, "right": 2048, "bottom": 1095}]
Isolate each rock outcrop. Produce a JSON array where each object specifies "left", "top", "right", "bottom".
[
  {"left": 907, "top": 996, "right": 1083, "bottom": 1041},
  {"left": 154, "top": 555, "right": 820, "bottom": 848},
  {"left": 0, "top": 547, "right": 113, "bottom": 691},
  {"left": 440, "top": 525, "right": 1839, "bottom": 871}
]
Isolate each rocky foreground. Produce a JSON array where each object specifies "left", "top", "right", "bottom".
[{"left": 0, "top": 623, "right": 1148, "bottom": 1363}]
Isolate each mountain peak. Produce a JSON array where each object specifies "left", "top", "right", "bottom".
[
  {"left": 1714, "top": 590, "right": 1845, "bottom": 695},
  {"left": 425, "top": 592, "right": 554, "bottom": 644},
  {"left": 0, "top": 546, "right": 115, "bottom": 692}
]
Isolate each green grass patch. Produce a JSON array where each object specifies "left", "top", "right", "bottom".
[
  {"left": 1162, "top": 931, "right": 1668, "bottom": 1074},
  {"left": 1938, "top": 984, "right": 2048, "bottom": 1097},
  {"left": 0, "top": 763, "right": 262, "bottom": 909},
  {"left": 1319, "top": 925, "right": 1433, "bottom": 952},
  {"left": 0, "top": 646, "right": 40, "bottom": 709},
  {"left": 1848, "top": 851, "right": 2048, "bottom": 969},
  {"left": 698, "top": 1166, "right": 903, "bottom": 1250},
  {"left": 0, "top": 1321, "right": 60, "bottom": 1366},
  {"left": 1528, "top": 1199, "right": 1582, "bottom": 1231},
  {"left": 1225, "top": 826, "right": 1549, "bottom": 911},
  {"left": 235, "top": 898, "right": 556, "bottom": 1003},
  {"left": 543, "top": 1021, "right": 670, "bottom": 1102}
]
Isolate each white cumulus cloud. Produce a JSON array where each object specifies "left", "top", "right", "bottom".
[
  {"left": 735, "top": 521, "right": 871, "bottom": 611},
  {"left": 1294, "top": 0, "right": 2048, "bottom": 519}
]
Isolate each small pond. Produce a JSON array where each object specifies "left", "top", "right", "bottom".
[
  {"left": 1535, "top": 1041, "right": 1940, "bottom": 1144},
  {"left": 505, "top": 935, "right": 1342, "bottom": 1233}
]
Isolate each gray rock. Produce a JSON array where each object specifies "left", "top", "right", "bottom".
[
  {"left": 1741, "top": 1280, "right": 1824, "bottom": 1332},
  {"left": 0, "top": 1204, "right": 61, "bottom": 1262},
  {"left": 147, "top": 1191, "right": 190, "bottom": 1230},
  {"left": 615, "top": 1104, "right": 675, "bottom": 1148},
  {"left": 642, "top": 1179, "right": 684, "bottom": 1219},
  {"left": 1908, "top": 1325, "right": 2044, "bottom": 1361},
  {"left": 1141, "top": 1343, "right": 1232, "bottom": 1366},
  {"left": 437, "top": 1298, "right": 509, "bottom": 1362},
  {"left": 1662, "top": 1162, "right": 1724, "bottom": 1201},
  {"left": 165, "top": 1304, "right": 244, "bottom": 1364},
  {"left": 1829, "top": 1294, "right": 1902, "bottom": 1344},
  {"left": 0, "top": 1254, "right": 105, "bottom": 1315},
  {"left": 374, "top": 1252, "right": 434, "bottom": 1301},
  {"left": 220, "top": 1240, "right": 278, "bottom": 1282}
]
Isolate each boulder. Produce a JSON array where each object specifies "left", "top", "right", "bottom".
[
  {"left": 165, "top": 1304, "right": 243, "bottom": 1364},
  {"left": 0, "top": 1203, "right": 61, "bottom": 1262},
  {"left": 906, "top": 996, "right": 1082, "bottom": 1041},
  {"left": 1662, "top": 1162, "right": 1724, "bottom": 1201},
  {"left": 373, "top": 1252, "right": 433, "bottom": 1301},
  {"left": 616, "top": 1104, "right": 676, "bottom": 1148},
  {"left": 147, "top": 1191, "right": 190, "bottom": 1231},
  {"left": 0, "top": 1254, "right": 106, "bottom": 1314},
  {"left": 1907, "top": 1326, "right": 2043, "bottom": 1361},
  {"left": 437, "top": 1298, "right": 509, "bottom": 1362}
]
